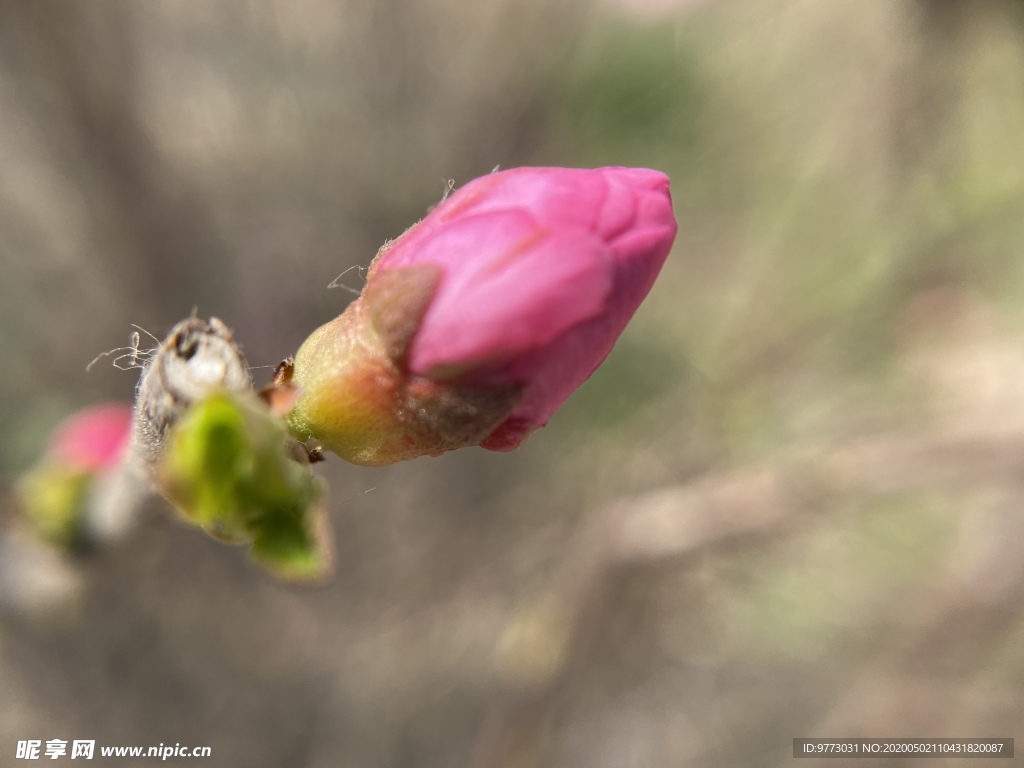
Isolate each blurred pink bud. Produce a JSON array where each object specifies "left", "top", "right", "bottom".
[
  {"left": 49, "top": 403, "right": 133, "bottom": 473},
  {"left": 287, "top": 166, "right": 677, "bottom": 465},
  {"left": 18, "top": 403, "right": 133, "bottom": 547}
]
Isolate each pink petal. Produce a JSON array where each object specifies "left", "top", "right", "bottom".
[
  {"left": 403, "top": 209, "right": 614, "bottom": 377},
  {"left": 50, "top": 403, "right": 133, "bottom": 473}
]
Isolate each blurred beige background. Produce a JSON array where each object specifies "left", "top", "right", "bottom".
[{"left": 2, "top": 0, "right": 1024, "bottom": 766}]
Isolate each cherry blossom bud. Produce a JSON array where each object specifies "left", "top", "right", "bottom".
[
  {"left": 17, "top": 404, "right": 132, "bottom": 546},
  {"left": 286, "top": 166, "right": 677, "bottom": 465}
]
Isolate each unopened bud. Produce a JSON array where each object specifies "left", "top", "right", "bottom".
[{"left": 285, "top": 166, "right": 677, "bottom": 465}]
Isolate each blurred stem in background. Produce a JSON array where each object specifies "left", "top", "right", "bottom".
[{"left": 0, "top": 1, "right": 232, "bottom": 319}]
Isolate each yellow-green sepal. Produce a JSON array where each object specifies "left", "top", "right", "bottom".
[{"left": 161, "top": 390, "right": 332, "bottom": 582}]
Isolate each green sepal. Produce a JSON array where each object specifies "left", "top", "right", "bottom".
[
  {"left": 161, "top": 391, "right": 332, "bottom": 581},
  {"left": 16, "top": 464, "right": 91, "bottom": 548}
]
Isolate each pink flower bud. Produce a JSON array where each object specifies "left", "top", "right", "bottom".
[
  {"left": 287, "top": 166, "right": 677, "bottom": 465},
  {"left": 49, "top": 403, "right": 133, "bottom": 473},
  {"left": 18, "top": 403, "right": 133, "bottom": 547}
]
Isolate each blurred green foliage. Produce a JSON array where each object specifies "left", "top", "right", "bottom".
[{"left": 16, "top": 464, "right": 91, "bottom": 548}]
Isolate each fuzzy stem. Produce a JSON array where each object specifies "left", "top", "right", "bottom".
[
  {"left": 132, "top": 317, "right": 253, "bottom": 471},
  {"left": 86, "top": 316, "right": 254, "bottom": 545}
]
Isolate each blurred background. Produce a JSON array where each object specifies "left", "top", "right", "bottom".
[{"left": 1, "top": 0, "right": 1024, "bottom": 765}]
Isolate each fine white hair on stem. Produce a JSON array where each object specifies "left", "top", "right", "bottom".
[
  {"left": 130, "top": 323, "right": 162, "bottom": 347},
  {"left": 327, "top": 264, "right": 368, "bottom": 295},
  {"left": 86, "top": 331, "right": 157, "bottom": 372},
  {"left": 334, "top": 486, "right": 376, "bottom": 508},
  {"left": 441, "top": 178, "right": 455, "bottom": 201}
]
